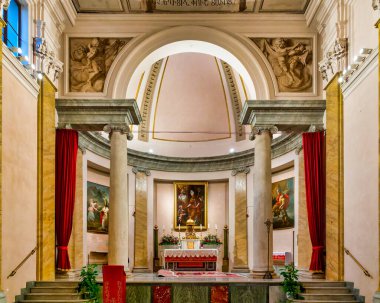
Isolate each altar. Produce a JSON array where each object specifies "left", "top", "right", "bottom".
[{"left": 164, "top": 248, "right": 218, "bottom": 271}]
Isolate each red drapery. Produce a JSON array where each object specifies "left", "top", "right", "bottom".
[
  {"left": 302, "top": 131, "right": 326, "bottom": 271},
  {"left": 55, "top": 129, "right": 78, "bottom": 270}
]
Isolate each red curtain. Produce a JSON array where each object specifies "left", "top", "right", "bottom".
[
  {"left": 55, "top": 129, "right": 78, "bottom": 270},
  {"left": 302, "top": 131, "right": 326, "bottom": 271}
]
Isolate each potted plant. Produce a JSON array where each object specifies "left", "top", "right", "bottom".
[
  {"left": 279, "top": 264, "right": 302, "bottom": 300},
  {"left": 201, "top": 234, "right": 222, "bottom": 249},
  {"left": 78, "top": 264, "right": 101, "bottom": 303},
  {"left": 159, "top": 234, "right": 180, "bottom": 249}
]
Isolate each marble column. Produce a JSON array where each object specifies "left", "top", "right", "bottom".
[
  {"left": 104, "top": 125, "right": 132, "bottom": 271},
  {"left": 251, "top": 126, "right": 277, "bottom": 277}
]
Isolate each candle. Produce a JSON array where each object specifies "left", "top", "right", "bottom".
[
  {"left": 200, "top": 224, "right": 203, "bottom": 231},
  {"left": 163, "top": 224, "right": 166, "bottom": 233},
  {"left": 215, "top": 224, "right": 218, "bottom": 230},
  {"left": 208, "top": 224, "right": 210, "bottom": 229}
]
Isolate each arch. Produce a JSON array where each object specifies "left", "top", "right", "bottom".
[{"left": 105, "top": 25, "right": 275, "bottom": 100}]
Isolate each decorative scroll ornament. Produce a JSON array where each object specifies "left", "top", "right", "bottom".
[
  {"left": 231, "top": 167, "right": 250, "bottom": 176},
  {"left": 69, "top": 37, "right": 130, "bottom": 93},
  {"left": 132, "top": 166, "right": 151, "bottom": 176},
  {"left": 0, "top": 0, "right": 10, "bottom": 18},
  {"left": 253, "top": 38, "right": 313, "bottom": 93},
  {"left": 33, "top": 37, "right": 64, "bottom": 82},
  {"left": 249, "top": 125, "right": 278, "bottom": 141},
  {"left": 373, "top": 0, "right": 380, "bottom": 10},
  {"left": 318, "top": 38, "right": 348, "bottom": 87}
]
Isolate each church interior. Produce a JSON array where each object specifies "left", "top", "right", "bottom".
[{"left": 0, "top": 0, "right": 379, "bottom": 302}]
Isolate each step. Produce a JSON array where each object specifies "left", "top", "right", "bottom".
[
  {"left": 17, "top": 300, "right": 88, "bottom": 303},
  {"left": 301, "top": 281, "right": 347, "bottom": 287},
  {"left": 303, "top": 287, "right": 351, "bottom": 294},
  {"left": 24, "top": 293, "right": 82, "bottom": 300},
  {"left": 302, "top": 294, "right": 357, "bottom": 301},
  {"left": 293, "top": 301, "right": 359, "bottom": 303},
  {"left": 33, "top": 281, "right": 79, "bottom": 288},
  {"left": 30, "top": 287, "right": 79, "bottom": 294}
]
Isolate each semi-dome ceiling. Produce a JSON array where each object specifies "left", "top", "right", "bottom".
[
  {"left": 122, "top": 52, "right": 259, "bottom": 157},
  {"left": 153, "top": 53, "right": 231, "bottom": 142}
]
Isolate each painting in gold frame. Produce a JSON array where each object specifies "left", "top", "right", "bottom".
[{"left": 174, "top": 182, "right": 208, "bottom": 231}]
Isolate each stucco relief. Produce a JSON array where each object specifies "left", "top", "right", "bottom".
[
  {"left": 69, "top": 38, "right": 131, "bottom": 92},
  {"left": 253, "top": 38, "right": 313, "bottom": 92}
]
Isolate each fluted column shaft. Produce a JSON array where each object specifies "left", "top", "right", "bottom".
[
  {"left": 108, "top": 127, "right": 129, "bottom": 270},
  {"left": 252, "top": 129, "right": 274, "bottom": 275}
]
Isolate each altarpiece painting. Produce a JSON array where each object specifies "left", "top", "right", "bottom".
[
  {"left": 272, "top": 177, "right": 295, "bottom": 229},
  {"left": 174, "top": 182, "right": 208, "bottom": 231},
  {"left": 87, "top": 181, "right": 110, "bottom": 233}
]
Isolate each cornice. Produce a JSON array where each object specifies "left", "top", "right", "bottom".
[
  {"left": 341, "top": 47, "right": 379, "bottom": 98},
  {"left": 78, "top": 131, "right": 302, "bottom": 172},
  {"left": 59, "top": 0, "right": 77, "bottom": 26},
  {"left": 305, "top": 0, "right": 322, "bottom": 27},
  {"left": 75, "top": 13, "right": 307, "bottom": 23},
  {"left": 2, "top": 44, "right": 40, "bottom": 97}
]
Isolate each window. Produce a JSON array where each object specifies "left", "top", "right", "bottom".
[{"left": 2, "top": 0, "right": 28, "bottom": 55}]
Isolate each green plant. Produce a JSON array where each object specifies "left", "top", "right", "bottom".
[
  {"left": 202, "top": 234, "right": 222, "bottom": 245},
  {"left": 279, "top": 264, "right": 302, "bottom": 300},
  {"left": 78, "top": 264, "right": 101, "bottom": 303},
  {"left": 159, "top": 234, "right": 180, "bottom": 245}
]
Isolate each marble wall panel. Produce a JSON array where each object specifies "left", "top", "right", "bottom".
[
  {"left": 153, "top": 285, "right": 171, "bottom": 303},
  {"left": 211, "top": 285, "right": 229, "bottom": 303},
  {"left": 37, "top": 76, "right": 56, "bottom": 280},
  {"left": 297, "top": 150, "right": 312, "bottom": 269},
  {"left": 172, "top": 285, "right": 208, "bottom": 303},
  {"left": 325, "top": 75, "right": 344, "bottom": 280},
  {"left": 233, "top": 173, "right": 248, "bottom": 270},
  {"left": 126, "top": 285, "right": 151, "bottom": 303},
  {"left": 230, "top": 285, "right": 267, "bottom": 303},
  {"left": 134, "top": 172, "right": 149, "bottom": 270}
]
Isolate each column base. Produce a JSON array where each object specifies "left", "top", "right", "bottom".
[
  {"left": 0, "top": 291, "right": 6, "bottom": 303},
  {"left": 298, "top": 269, "right": 325, "bottom": 279},
  {"left": 251, "top": 270, "right": 278, "bottom": 279},
  {"left": 231, "top": 265, "right": 250, "bottom": 273},
  {"left": 373, "top": 291, "right": 380, "bottom": 303}
]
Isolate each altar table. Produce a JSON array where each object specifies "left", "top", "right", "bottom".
[{"left": 164, "top": 249, "right": 218, "bottom": 271}]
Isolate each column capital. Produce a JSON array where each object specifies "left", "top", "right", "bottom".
[
  {"left": 231, "top": 166, "right": 250, "bottom": 176},
  {"left": 132, "top": 166, "right": 151, "bottom": 176},
  {"left": 103, "top": 124, "right": 133, "bottom": 140},
  {"left": 249, "top": 125, "right": 278, "bottom": 141}
]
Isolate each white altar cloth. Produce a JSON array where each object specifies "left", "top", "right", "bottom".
[{"left": 164, "top": 249, "right": 218, "bottom": 258}]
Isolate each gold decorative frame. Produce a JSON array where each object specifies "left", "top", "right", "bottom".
[{"left": 174, "top": 182, "right": 208, "bottom": 231}]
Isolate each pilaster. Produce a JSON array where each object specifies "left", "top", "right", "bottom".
[
  {"left": 68, "top": 147, "right": 85, "bottom": 270},
  {"left": 133, "top": 167, "right": 150, "bottom": 272},
  {"left": 325, "top": 74, "right": 344, "bottom": 281},
  {"left": 37, "top": 75, "right": 57, "bottom": 280},
  {"left": 231, "top": 167, "right": 250, "bottom": 272},
  {"left": 0, "top": 14, "right": 5, "bottom": 295},
  {"left": 376, "top": 16, "right": 380, "bottom": 297}
]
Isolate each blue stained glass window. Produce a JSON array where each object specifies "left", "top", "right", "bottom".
[{"left": 2, "top": 0, "right": 28, "bottom": 56}]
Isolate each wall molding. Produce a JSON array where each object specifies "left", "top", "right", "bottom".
[
  {"left": 2, "top": 44, "right": 40, "bottom": 97},
  {"left": 78, "top": 131, "right": 302, "bottom": 172}
]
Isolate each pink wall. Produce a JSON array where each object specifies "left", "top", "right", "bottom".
[
  {"left": 343, "top": 65, "right": 379, "bottom": 299},
  {"left": 2, "top": 67, "right": 38, "bottom": 301}
]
